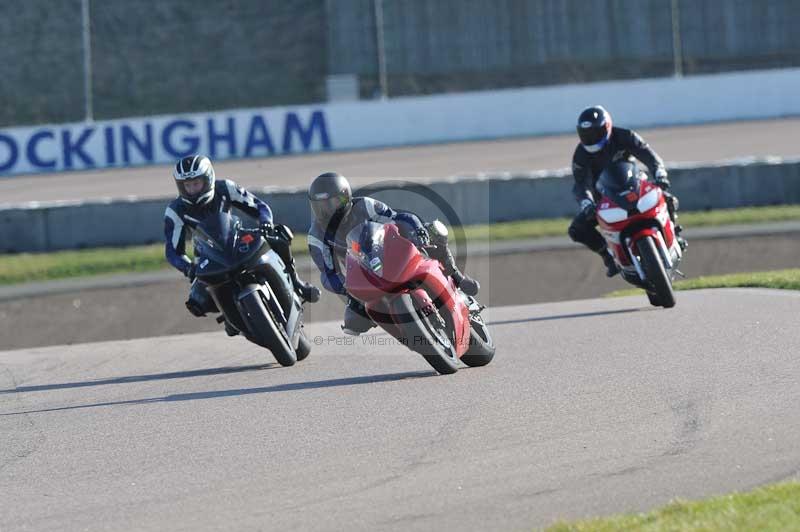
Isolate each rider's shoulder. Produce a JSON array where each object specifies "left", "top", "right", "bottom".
[
  {"left": 611, "top": 126, "right": 636, "bottom": 141},
  {"left": 351, "top": 196, "right": 372, "bottom": 213},
  {"left": 218, "top": 178, "right": 238, "bottom": 195},
  {"left": 165, "top": 198, "right": 186, "bottom": 218},
  {"left": 356, "top": 196, "right": 391, "bottom": 215},
  {"left": 573, "top": 143, "right": 588, "bottom": 160},
  {"left": 308, "top": 220, "right": 324, "bottom": 239}
]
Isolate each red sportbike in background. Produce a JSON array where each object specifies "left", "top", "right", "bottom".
[
  {"left": 344, "top": 221, "right": 495, "bottom": 374},
  {"left": 596, "top": 161, "right": 685, "bottom": 308}
]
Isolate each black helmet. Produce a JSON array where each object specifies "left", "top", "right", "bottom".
[
  {"left": 308, "top": 172, "right": 352, "bottom": 224},
  {"left": 577, "top": 105, "right": 613, "bottom": 153},
  {"left": 173, "top": 155, "right": 215, "bottom": 205}
]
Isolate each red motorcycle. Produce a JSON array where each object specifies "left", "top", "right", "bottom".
[
  {"left": 343, "top": 221, "right": 495, "bottom": 374},
  {"left": 596, "top": 161, "right": 685, "bottom": 308}
]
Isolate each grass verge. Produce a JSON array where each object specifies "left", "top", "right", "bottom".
[
  {"left": 607, "top": 269, "right": 800, "bottom": 297},
  {"left": 1, "top": 205, "right": 798, "bottom": 286},
  {"left": 547, "top": 480, "right": 800, "bottom": 531}
]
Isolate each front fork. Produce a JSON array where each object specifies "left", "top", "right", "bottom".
[{"left": 627, "top": 230, "right": 682, "bottom": 282}]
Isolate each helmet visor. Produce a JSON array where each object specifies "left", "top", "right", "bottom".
[
  {"left": 578, "top": 123, "right": 609, "bottom": 146},
  {"left": 310, "top": 194, "right": 349, "bottom": 222},
  {"left": 177, "top": 176, "right": 212, "bottom": 203}
]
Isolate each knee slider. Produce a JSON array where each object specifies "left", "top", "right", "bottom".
[{"left": 568, "top": 223, "right": 582, "bottom": 243}]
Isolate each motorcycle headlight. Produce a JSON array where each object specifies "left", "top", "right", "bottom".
[
  {"left": 637, "top": 189, "right": 660, "bottom": 212},
  {"left": 598, "top": 207, "right": 628, "bottom": 223}
]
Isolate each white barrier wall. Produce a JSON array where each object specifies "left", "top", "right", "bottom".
[
  {"left": 1, "top": 68, "right": 799, "bottom": 176},
  {"left": 2, "top": 158, "right": 799, "bottom": 253}
]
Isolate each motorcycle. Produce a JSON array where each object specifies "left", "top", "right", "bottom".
[
  {"left": 595, "top": 161, "right": 685, "bottom": 308},
  {"left": 343, "top": 220, "right": 495, "bottom": 375},
  {"left": 187, "top": 211, "right": 311, "bottom": 366}
]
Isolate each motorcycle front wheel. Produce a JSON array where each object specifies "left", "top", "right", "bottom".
[
  {"left": 638, "top": 237, "right": 676, "bottom": 309},
  {"left": 238, "top": 286, "right": 297, "bottom": 366},
  {"left": 392, "top": 293, "right": 459, "bottom": 375}
]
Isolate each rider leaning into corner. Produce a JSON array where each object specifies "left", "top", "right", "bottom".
[
  {"left": 568, "top": 105, "right": 686, "bottom": 277},
  {"left": 164, "top": 155, "right": 320, "bottom": 335},
  {"left": 306, "top": 172, "right": 481, "bottom": 336}
]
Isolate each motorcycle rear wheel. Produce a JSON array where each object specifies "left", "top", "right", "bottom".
[
  {"left": 461, "top": 313, "right": 495, "bottom": 367},
  {"left": 296, "top": 330, "right": 312, "bottom": 361},
  {"left": 392, "top": 293, "right": 459, "bottom": 375},
  {"left": 638, "top": 237, "right": 676, "bottom": 309}
]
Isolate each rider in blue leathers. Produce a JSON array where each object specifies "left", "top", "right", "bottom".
[
  {"left": 164, "top": 155, "right": 320, "bottom": 334},
  {"left": 306, "top": 172, "right": 479, "bottom": 335}
]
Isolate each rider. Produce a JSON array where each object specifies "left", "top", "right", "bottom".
[
  {"left": 164, "top": 155, "right": 320, "bottom": 334},
  {"left": 569, "top": 105, "right": 683, "bottom": 276},
  {"left": 307, "top": 172, "right": 480, "bottom": 335}
]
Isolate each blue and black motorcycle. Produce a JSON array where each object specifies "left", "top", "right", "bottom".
[{"left": 186, "top": 211, "right": 311, "bottom": 366}]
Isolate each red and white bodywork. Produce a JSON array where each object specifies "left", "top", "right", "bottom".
[{"left": 596, "top": 177, "right": 684, "bottom": 302}]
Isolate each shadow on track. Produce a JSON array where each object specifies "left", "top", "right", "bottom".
[
  {"left": 489, "top": 307, "right": 650, "bottom": 327},
  {"left": 0, "top": 363, "right": 277, "bottom": 395},
  {"left": 0, "top": 371, "right": 433, "bottom": 416}
]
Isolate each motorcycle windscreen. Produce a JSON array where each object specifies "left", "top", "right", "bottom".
[
  {"left": 345, "top": 222, "right": 417, "bottom": 285},
  {"left": 346, "top": 221, "right": 386, "bottom": 276},
  {"left": 192, "top": 212, "right": 241, "bottom": 274},
  {"left": 597, "top": 161, "right": 644, "bottom": 211}
]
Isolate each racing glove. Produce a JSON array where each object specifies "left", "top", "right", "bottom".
[
  {"left": 415, "top": 226, "right": 431, "bottom": 247},
  {"left": 259, "top": 222, "right": 275, "bottom": 236},
  {"left": 654, "top": 168, "right": 671, "bottom": 190}
]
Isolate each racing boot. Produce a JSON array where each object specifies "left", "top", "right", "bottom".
[
  {"left": 600, "top": 248, "right": 619, "bottom": 277},
  {"left": 451, "top": 269, "right": 480, "bottom": 297},
  {"left": 676, "top": 232, "right": 688, "bottom": 252},
  {"left": 264, "top": 224, "right": 321, "bottom": 303},
  {"left": 341, "top": 297, "right": 376, "bottom": 336},
  {"left": 286, "top": 258, "right": 321, "bottom": 303},
  {"left": 434, "top": 244, "right": 480, "bottom": 296},
  {"left": 665, "top": 193, "right": 688, "bottom": 251}
]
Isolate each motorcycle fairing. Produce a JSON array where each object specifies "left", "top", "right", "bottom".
[
  {"left": 597, "top": 180, "right": 676, "bottom": 267},
  {"left": 344, "top": 223, "right": 470, "bottom": 358}
]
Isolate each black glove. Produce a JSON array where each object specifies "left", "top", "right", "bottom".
[
  {"left": 579, "top": 198, "right": 596, "bottom": 221},
  {"left": 260, "top": 222, "right": 275, "bottom": 236},
  {"left": 654, "top": 169, "right": 671, "bottom": 190},
  {"left": 415, "top": 226, "right": 431, "bottom": 247}
]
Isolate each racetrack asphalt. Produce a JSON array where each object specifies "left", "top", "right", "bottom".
[
  {"left": 2, "top": 117, "right": 799, "bottom": 205},
  {"left": 1, "top": 289, "right": 798, "bottom": 531}
]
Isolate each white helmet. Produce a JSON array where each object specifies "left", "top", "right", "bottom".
[{"left": 173, "top": 155, "right": 215, "bottom": 205}]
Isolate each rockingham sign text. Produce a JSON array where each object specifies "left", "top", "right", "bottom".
[
  {"left": 0, "top": 108, "right": 331, "bottom": 176},
  {"left": 3, "top": 67, "right": 799, "bottom": 177}
]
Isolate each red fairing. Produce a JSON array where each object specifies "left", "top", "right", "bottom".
[
  {"left": 345, "top": 226, "right": 421, "bottom": 303},
  {"left": 596, "top": 180, "right": 676, "bottom": 259},
  {"left": 629, "top": 227, "right": 659, "bottom": 244},
  {"left": 344, "top": 224, "right": 470, "bottom": 357}
]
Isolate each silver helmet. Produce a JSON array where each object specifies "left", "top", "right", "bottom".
[{"left": 173, "top": 155, "right": 216, "bottom": 205}]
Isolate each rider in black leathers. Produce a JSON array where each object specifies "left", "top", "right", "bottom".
[
  {"left": 306, "top": 172, "right": 480, "bottom": 335},
  {"left": 569, "top": 105, "right": 683, "bottom": 276}
]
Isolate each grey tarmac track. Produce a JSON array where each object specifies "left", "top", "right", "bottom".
[
  {"left": 1, "top": 289, "right": 799, "bottom": 531},
  {"left": 2, "top": 117, "right": 799, "bottom": 205}
]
